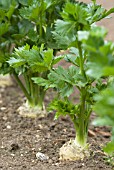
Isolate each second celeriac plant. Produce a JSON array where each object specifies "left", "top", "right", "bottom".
[{"left": 33, "top": 0, "right": 114, "bottom": 160}]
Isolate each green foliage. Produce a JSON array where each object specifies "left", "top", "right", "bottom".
[
  {"left": 8, "top": 44, "right": 53, "bottom": 73},
  {"left": 52, "top": 0, "right": 114, "bottom": 49},
  {"left": 93, "top": 85, "right": 114, "bottom": 156},
  {"left": 0, "top": 0, "right": 68, "bottom": 73},
  {"left": 93, "top": 85, "right": 114, "bottom": 128},
  {"left": 82, "top": 26, "right": 114, "bottom": 79},
  {"left": 49, "top": 99, "right": 78, "bottom": 120},
  {"left": 103, "top": 142, "right": 114, "bottom": 166},
  {"left": 33, "top": 1, "right": 114, "bottom": 150},
  {"left": 0, "top": 0, "right": 67, "bottom": 109},
  {"left": 103, "top": 142, "right": 114, "bottom": 155}
]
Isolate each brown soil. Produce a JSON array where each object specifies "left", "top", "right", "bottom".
[{"left": 0, "top": 85, "right": 113, "bottom": 170}]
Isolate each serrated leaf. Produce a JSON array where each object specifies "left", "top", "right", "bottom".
[
  {"left": 43, "top": 49, "right": 53, "bottom": 67},
  {"left": 32, "top": 77, "right": 51, "bottom": 89},
  {"left": 104, "top": 8, "right": 114, "bottom": 18},
  {"left": 19, "top": 1, "right": 47, "bottom": 21},
  {"left": 54, "top": 19, "right": 75, "bottom": 35},
  {"left": 52, "top": 55, "right": 64, "bottom": 65},
  {"left": 49, "top": 99, "right": 77, "bottom": 119},
  {"left": 7, "top": 57, "right": 26, "bottom": 68},
  {"left": 61, "top": 2, "right": 89, "bottom": 26},
  {"left": 30, "top": 62, "right": 48, "bottom": 73}
]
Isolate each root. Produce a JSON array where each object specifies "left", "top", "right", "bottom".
[
  {"left": 17, "top": 102, "right": 47, "bottom": 118},
  {"left": 59, "top": 139, "right": 90, "bottom": 161}
]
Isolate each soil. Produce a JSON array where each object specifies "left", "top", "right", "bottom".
[{"left": 0, "top": 84, "right": 114, "bottom": 170}]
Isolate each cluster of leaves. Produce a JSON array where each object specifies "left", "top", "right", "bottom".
[
  {"left": 33, "top": 0, "right": 114, "bottom": 149},
  {"left": 78, "top": 26, "right": 114, "bottom": 155},
  {"left": 53, "top": 0, "right": 114, "bottom": 49},
  {"left": 0, "top": 0, "right": 68, "bottom": 108},
  {"left": 0, "top": 0, "right": 68, "bottom": 74},
  {"left": 93, "top": 84, "right": 114, "bottom": 163},
  {"left": 83, "top": 29, "right": 114, "bottom": 156}
]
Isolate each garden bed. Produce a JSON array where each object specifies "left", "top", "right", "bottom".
[{"left": 0, "top": 84, "right": 113, "bottom": 170}]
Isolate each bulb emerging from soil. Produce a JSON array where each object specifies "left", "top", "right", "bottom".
[
  {"left": 0, "top": 75, "right": 13, "bottom": 87},
  {"left": 59, "top": 139, "right": 90, "bottom": 161},
  {"left": 17, "top": 102, "right": 47, "bottom": 118}
]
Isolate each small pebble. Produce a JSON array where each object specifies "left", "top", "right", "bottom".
[
  {"left": 48, "top": 159, "right": 53, "bottom": 164},
  {"left": 3, "top": 116, "right": 7, "bottom": 120},
  {"left": 1, "top": 107, "right": 6, "bottom": 111},
  {"left": 36, "top": 152, "right": 49, "bottom": 161},
  {"left": 52, "top": 157, "right": 56, "bottom": 161},
  {"left": 11, "top": 153, "right": 15, "bottom": 156},
  {"left": 7, "top": 125, "right": 11, "bottom": 129}
]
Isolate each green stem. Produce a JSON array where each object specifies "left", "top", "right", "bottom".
[
  {"left": 37, "top": 87, "right": 46, "bottom": 109},
  {"left": 39, "top": 1, "right": 43, "bottom": 38},
  {"left": 76, "top": 89, "right": 87, "bottom": 147},
  {"left": 24, "top": 72, "right": 30, "bottom": 94},
  {"left": 13, "top": 71, "right": 32, "bottom": 103},
  {"left": 77, "top": 42, "right": 86, "bottom": 78},
  {"left": 75, "top": 41, "right": 88, "bottom": 147},
  {"left": 27, "top": 73, "right": 45, "bottom": 109},
  {"left": 70, "top": 115, "right": 79, "bottom": 130},
  {"left": 29, "top": 74, "right": 34, "bottom": 100},
  {"left": 39, "top": 19, "right": 42, "bottom": 38}
]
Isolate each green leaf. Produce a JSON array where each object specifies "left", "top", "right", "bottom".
[
  {"left": 78, "top": 31, "right": 89, "bottom": 41},
  {"left": 0, "top": 23, "right": 10, "bottom": 36},
  {"left": 18, "top": 0, "right": 32, "bottom": 6},
  {"left": 49, "top": 99, "right": 77, "bottom": 119},
  {"left": 83, "top": 26, "right": 114, "bottom": 78},
  {"left": 93, "top": 85, "right": 114, "bottom": 140},
  {"left": 52, "top": 55, "right": 64, "bottom": 65},
  {"left": 19, "top": 1, "right": 47, "bottom": 21},
  {"left": 0, "top": 9, "right": 5, "bottom": 21},
  {"left": 32, "top": 77, "right": 51, "bottom": 89},
  {"left": 93, "top": 117, "right": 114, "bottom": 127},
  {"left": 61, "top": 2, "right": 89, "bottom": 26},
  {"left": 103, "top": 142, "right": 114, "bottom": 155},
  {"left": 6, "top": 4, "right": 15, "bottom": 20},
  {"left": 0, "top": 0, "right": 17, "bottom": 10},
  {"left": 104, "top": 8, "right": 114, "bottom": 18},
  {"left": 43, "top": 49, "right": 53, "bottom": 67},
  {"left": 54, "top": 19, "right": 75, "bottom": 35},
  {"left": 7, "top": 57, "right": 26, "bottom": 68}
]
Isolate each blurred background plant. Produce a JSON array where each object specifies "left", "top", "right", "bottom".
[{"left": 0, "top": 0, "right": 72, "bottom": 116}]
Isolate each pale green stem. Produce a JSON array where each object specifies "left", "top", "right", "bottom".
[{"left": 13, "top": 71, "right": 32, "bottom": 103}]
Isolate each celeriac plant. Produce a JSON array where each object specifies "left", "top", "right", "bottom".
[
  {"left": 0, "top": 0, "right": 71, "bottom": 116},
  {"left": 2, "top": 43, "right": 63, "bottom": 117},
  {"left": 33, "top": 0, "right": 114, "bottom": 159},
  {"left": 84, "top": 26, "right": 114, "bottom": 163}
]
